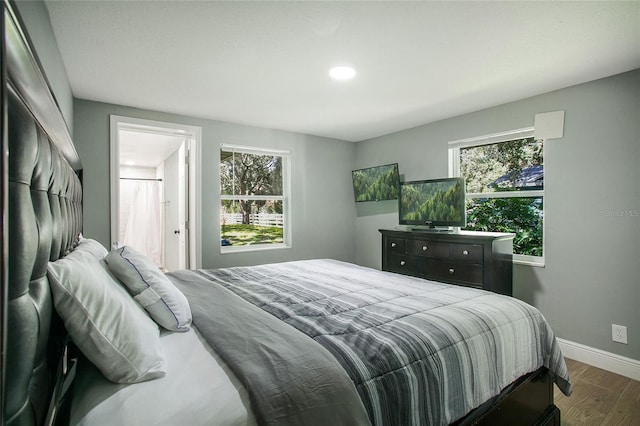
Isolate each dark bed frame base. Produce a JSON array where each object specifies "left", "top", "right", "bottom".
[{"left": 455, "top": 367, "right": 559, "bottom": 426}]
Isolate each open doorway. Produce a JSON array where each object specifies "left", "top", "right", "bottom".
[{"left": 110, "top": 116, "right": 201, "bottom": 271}]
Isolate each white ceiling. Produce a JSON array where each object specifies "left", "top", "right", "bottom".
[
  {"left": 119, "top": 129, "right": 184, "bottom": 168},
  {"left": 45, "top": 1, "right": 640, "bottom": 142}
]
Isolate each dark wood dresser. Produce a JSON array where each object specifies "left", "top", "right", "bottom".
[{"left": 379, "top": 229, "right": 515, "bottom": 295}]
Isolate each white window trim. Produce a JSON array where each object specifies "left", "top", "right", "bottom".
[
  {"left": 219, "top": 143, "right": 291, "bottom": 254},
  {"left": 448, "top": 127, "right": 545, "bottom": 267},
  {"left": 220, "top": 243, "right": 290, "bottom": 254},
  {"left": 465, "top": 190, "right": 544, "bottom": 199},
  {"left": 447, "top": 127, "right": 535, "bottom": 148},
  {"left": 221, "top": 143, "right": 290, "bottom": 156}
]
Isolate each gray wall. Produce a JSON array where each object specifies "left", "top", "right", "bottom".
[
  {"left": 12, "top": 0, "right": 74, "bottom": 134},
  {"left": 354, "top": 70, "right": 640, "bottom": 360},
  {"left": 73, "top": 99, "right": 357, "bottom": 269}
]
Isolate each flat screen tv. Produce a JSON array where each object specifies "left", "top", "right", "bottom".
[
  {"left": 352, "top": 163, "right": 400, "bottom": 202},
  {"left": 399, "top": 177, "right": 466, "bottom": 228}
]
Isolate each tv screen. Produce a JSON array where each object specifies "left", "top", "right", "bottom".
[
  {"left": 352, "top": 163, "right": 399, "bottom": 202},
  {"left": 399, "top": 177, "right": 466, "bottom": 227}
]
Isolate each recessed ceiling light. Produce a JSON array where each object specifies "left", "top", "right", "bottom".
[{"left": 329, "top": 66, "right": 356, "bottom": 80}]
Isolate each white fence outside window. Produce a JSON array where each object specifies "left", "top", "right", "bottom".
[{"left": 221, "top": 213, "right": 284, "bottom": 228}]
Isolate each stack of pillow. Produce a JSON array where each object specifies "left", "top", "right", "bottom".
[{"left": 46, "top": 237, "right": 192, "bottom": 383}]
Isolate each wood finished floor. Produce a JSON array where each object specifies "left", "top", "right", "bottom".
[{"left": 555, "top": 358, "right": 640, "bottom": 426}]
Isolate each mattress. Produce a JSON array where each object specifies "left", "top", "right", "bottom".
[
  {"left": 169, "top": 259, "right": 572, "bottom": 425},
  {"left": 71, "top": 259, "right": 571, "bottom": 426},
  {"left": 70, "top": 327, "right": 256, "bottom": 426}
]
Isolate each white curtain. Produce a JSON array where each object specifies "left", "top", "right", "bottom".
[{"left": 123, "top": 180, "right": 163, "bottom": 266}]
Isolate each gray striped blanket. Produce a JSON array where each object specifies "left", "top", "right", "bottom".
[{"left": 183, "top": 259, "right": 571, "bottom": 425}]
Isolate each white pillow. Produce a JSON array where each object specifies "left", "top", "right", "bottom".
[
  {"left": 47, "top": 249, "right": 167, "bottom": 383},
  {"left": 105, "top": 246, "right": 192, "bottom": 332},
  {"left": 75, "top": 236, "right": 108, "bottom": 259}
]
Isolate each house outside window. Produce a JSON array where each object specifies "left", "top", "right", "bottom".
[
  {"left": 448, "top": 128, "right": 545, "bottom": 266},
  {"left": 219, "top": 144, "right": 291, "bottom": 253}
]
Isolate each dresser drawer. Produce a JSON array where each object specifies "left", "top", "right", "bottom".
[
  {"left": 450, "top": 243, "right": 483, "bottom": 263},
  {"left": 385, "top": 254, "right": 423, "bottom": 276},
  {"left": 406, "top": 240, "right": 449, "bottom": 258},
  {"left": 427, "top": 260, "right": 483, "bottom": 287},
  {"left": 385, "top": 238, "right": 406, "bottom": 254}
]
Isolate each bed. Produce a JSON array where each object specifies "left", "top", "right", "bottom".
[{"left": 1, "top": 2, "right": 571, "bottom": 425}]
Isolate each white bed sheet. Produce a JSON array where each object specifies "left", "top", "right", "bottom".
[{"left": 70, "top": 327, "right": 257, "bottom": 426}]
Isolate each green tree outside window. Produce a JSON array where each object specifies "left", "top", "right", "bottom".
[{"left": 458, "top": 137, "right": 544, "bottom": 258}]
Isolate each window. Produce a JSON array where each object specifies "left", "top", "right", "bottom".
[
  {"left": 449, "top": 128, "right": 544, "bottom": 265},
  {"left": 219, "top": 144, "right": 290, "bottom": 252}
]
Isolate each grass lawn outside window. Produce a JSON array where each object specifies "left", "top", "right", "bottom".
[{"left": 221, "top": 224, "right": 283, "bottom": 246}]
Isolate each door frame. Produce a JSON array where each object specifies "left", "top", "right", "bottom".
[{"left": 109, "top": 115, "right": 201, "bottom": 269}]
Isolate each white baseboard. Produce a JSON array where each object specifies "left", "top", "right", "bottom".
[{"left": 557, "top": 338, "right": 640, "bottom": 381}]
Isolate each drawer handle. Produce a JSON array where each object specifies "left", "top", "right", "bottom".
[
  {"left": 391, "top": 242, "right": 396, "bottom": 248},
  {"left": 400, "top": 260, "right": 406, "bottom": 266},
  {"left": 462, "top": 250, "right": 469, "bottom": 256},
  {"left": 448, "top": 268, "right": 455, "bottom": 275},
  {"left": 422, "top": 246, "right": 428, "bottom": 251}
]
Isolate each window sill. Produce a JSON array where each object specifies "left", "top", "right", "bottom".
[
  {"left": 514, "top": 256, "right": 545, "bottom": 268},
  {"left": 221, "top": 243, "right": 290, "bottom": 255}
]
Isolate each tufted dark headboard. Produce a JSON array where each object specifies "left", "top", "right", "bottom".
[{"left": 2, "top": 1, "right": 83, "bottom": 425}]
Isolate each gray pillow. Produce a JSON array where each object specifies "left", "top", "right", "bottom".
[
  {"left": 75, "top": 236, "right": 108, "bottom": 259},
  {"left": 47, "top": 249, "right": 167, "bottom": 383},
  {"left": 105, "top": 246, "right": 192, "bottom": 332}
]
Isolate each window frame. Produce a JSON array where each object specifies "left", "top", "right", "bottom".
[
  {"left": 448, "top": 127, "right": 545, "bottom": 267},
  {"left": 219, "top": 143, "right": 291, "bottom": 254}
]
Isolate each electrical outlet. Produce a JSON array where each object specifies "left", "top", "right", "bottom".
[{"left": 612, "top": 324, "right": 628, "bottom": 344}]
